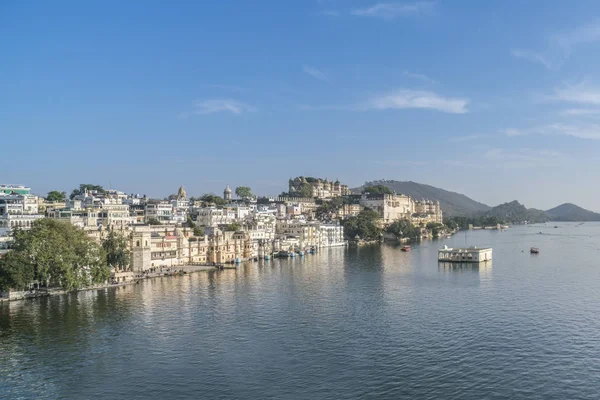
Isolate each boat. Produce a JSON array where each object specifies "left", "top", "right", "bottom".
[
  {"left": 401, "top": 246, "right": 411, "bottom": 252},
  {"left": 554, "top": 226, "right": 559, "bottom": 229},
  {"left": 530, "top": 247, "right": 540, "bottom": 254},
  {"left": 538, "top": 231, "right": 543, "bottom": 234},
  {"left": 298, "top": 251, "right": 305, "bottom": 257},
  {"left": 264, "top": 255, "right": 271, "bottom": 260}
]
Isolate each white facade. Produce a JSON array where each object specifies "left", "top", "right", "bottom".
[
  {"left": 195, "top": 207, "right": 236, "bottom": 227},
  {"left": 145, "top": 202, "right": 173, "bottom": 224}
]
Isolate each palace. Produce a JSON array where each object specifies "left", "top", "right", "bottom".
[{"left": 288, "top": 176, "right": 349, "bottom": 199}]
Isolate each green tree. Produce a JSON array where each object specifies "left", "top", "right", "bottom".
[
  {"left": 46, "top": 191, "right": 67, "bottom": 202},
  {"left": 200, "top": 194, "right": 227, "bottom": 207},
  {"left": 102, "top": 231, "right": 130, "bottom": 271},
  {"left": 193, "top": 226, "right": 205, "bottom": 236},
  {"left": 70, "top": 184, "right": 105, "bottom": 199},
  {"left": 235, "top": 186, "right": 253, "bottom": 199},
  {"left": 386, "top": 219, "right": 419, "bottom": 239},
  {"left": 362, "top": 185, "right": 393, "bottom": 195},
  {"left": 0, "top": 219, "right": 109, "bottom": 292},
  {"left": 343, "top": 209, "right": 382, "bottom": 240},
  {"left": 225, "top": 222, "right": 242, "bottom": 232},
  {"left": 0, "top": 251, "right": 35, "bottom": 291},
  {"left": 426, "top": 222, "right": 445, "bottom": 238},
  {"left": 146, "top": 217, "right": 162, "bottom": 225}
]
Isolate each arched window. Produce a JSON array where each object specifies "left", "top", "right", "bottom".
[{"left": 136, "top": 240, "right": 140, "bottom": 247}]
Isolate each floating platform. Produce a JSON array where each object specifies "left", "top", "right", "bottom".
[{"left": 438, "top": 246, "right": 492, "bottom": 263}]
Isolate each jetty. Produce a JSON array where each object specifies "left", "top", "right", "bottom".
[{"left": 438, "top": 245, "right": 492, "bottom": 263}]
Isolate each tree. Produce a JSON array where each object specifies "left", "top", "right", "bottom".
[
  {"left": 146, "top": 217, "right": 161, "bottom": 225},
  {"left": 70, "top": 184, "right": 105, "bottom": 199},
  {"left": 386, "top": 219, "right": 418, "bottom": 239},
  {"left": 200, "top": 194, "right": 226, "bottom": 207},
  {"left": 0, "top": 219, "right": 109, "bottom": 292},
  {"left": 46, "top": 191, "right": 67, "bottom": 202},
  {"left": 0, "top": 251, "right": 35, "bottom": 291},
  {"left": 235, "top": 186, "right": 253, "bottom": 199},
  {"left": 225, "top": 222, "right": 242, "bottom": 232},
  {"left": 343, "top": 209, "right": 382, "bottom": 240},
  {"left": 102, "top": 231, "right": 130, "bottom": 271},
  {"left": 362, "top": 185, "right": 393, "bottom": 195},
  {"left": 193, "top": 226, "right": 205, "bottom": 236}
]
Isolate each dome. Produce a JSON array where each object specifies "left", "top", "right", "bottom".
[{"left": 224, "top": 185, "right": 232, "bottom": 193}]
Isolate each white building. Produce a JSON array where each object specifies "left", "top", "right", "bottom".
[
  {"left": 145, "top": 202, "right": 173, "bottom": 224},
  {"left": 195, "top": 207, "right": 236, "bottom": 227}
]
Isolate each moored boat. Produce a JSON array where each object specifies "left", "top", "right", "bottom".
[
  {"left": 530, "top": 247, "right": 540, "bottom": 254},
  {"left": 401, "top": 246, "right": 411, "bottom": 252}
]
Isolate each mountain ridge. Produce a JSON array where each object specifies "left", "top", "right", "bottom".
[
  {"left": 353, "top": 180, "right": 490, "bottom": 217},
  {"left": 546, "top": 203, "right": 600, "bottom": 221}
]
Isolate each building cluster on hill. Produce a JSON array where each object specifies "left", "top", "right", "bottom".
[{"left": 0, "top": 178, "right": 442, "bottom": 280}]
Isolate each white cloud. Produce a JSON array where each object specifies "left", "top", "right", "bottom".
[
  {"left": 364, "top": 89, "right": 469, "bottom": 114},
  {"left": 560, "top": 108, "right": 600, "bottom": 116},
  {"left": 182, "top": 99, "right": 256, "bottom": 117},
  {"left": 351, "top": 2, "right": 435, "bottom": 19},
  {"left": 402, "top": 70, "right": 436, "bottom": 84},
  {"left": 555, "top": 21, "right": 600, "bottom": 51},
  {"left": 448, "top": 134, "right": 497, "bottom": 142},
  {"left": 302, "top": 65, "right": 330, "bottom": 83},
  {"left": 551, "top": 83, "right": 600, "bottom": 105},
  {"left": 500, "top": 123, "right": 600, "bottom": 140},
  {"left": 510, "top": 49, "right": 555, "bottom": 70},
  {"left": 483, "top": 147, "right": 562, "bottom": 168},
  {"left": 320, "top": 10, "right": 340, "bottom": 17},
  {"left": 511, "top": 21, "right": 600, "bottom": 69}
]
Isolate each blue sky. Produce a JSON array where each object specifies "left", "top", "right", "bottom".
[{"left": 3, "top": 1, "right": 600, "bottom": 210}]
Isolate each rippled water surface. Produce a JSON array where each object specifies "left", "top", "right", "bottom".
[{"left": 2, "top": 223, "right": 600, "bottom": 399}]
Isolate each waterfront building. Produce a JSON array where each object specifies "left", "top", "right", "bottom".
[
  {"left": 195, "top": 207, "right": 236, "bottom": 227},
  {"left": 317, "top": 224, "right": 345, "bottom": 247},
  {"left": 359, "top": 193, "right": 414, "bottom": 225},
  {"left": 0, "top": 193, "right": 43, "bottom": 235},
  {"left": 413, "top": 199, "right": 443, "bottom": 225}
]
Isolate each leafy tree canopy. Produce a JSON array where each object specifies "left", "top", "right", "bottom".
[
  {"left": 386, "top": 219, "right": 418, "bottom": 239},
  {"left": 225, "top": 222, "right": 242, "bottom": 232},
  {"left": 201, "top": 194, "right": 227, "bottom": 207},
  {"left": 0, "top": 219, "right": 109, "bottom": 291},
  {"left": 102, "top": 231, "right": 130, "bottom": 271},
  {"left": 146, "top": 217, "right": 162, "bottom": 225},
  {"left": 70, "top": 184, "right": 105, "bottom": 200},
  {"left": 362, "top": 185, "right": 393, "bottom": 195},
  {"left": 46, "top": 191, "right": 67, "bottom": 202},
  {"left": 343, "top": 209, "right": 382, "bottom": 240},
  {"left": 235, "top": 186, "right": 253, "bottom": 199}
]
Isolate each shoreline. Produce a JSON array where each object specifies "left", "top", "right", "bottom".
[{"left": 0, "top": 264, "right": 219, "bottom": 303}]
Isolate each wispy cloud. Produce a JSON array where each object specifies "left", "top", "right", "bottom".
[
  {"left": 510, "top": 49, "right": 555, "bottom": 70},
  {"left": 364, "top": 89, "right": 469, "bottom": 114},
  {"left": 302, "top": 65, "right": 330, "bottom": 83},
  {"left": 560, "top": 108, "right": 600, "bottom": 116},
  {"left": 320, "top": 10, "right": 340, "bottom": 17},
  {"left": 351, "top": 2, "right": 435, "bottom": 19},
  {"left": 402, "top": 70, "right": 436, "bottom": 84},
  {"left": 483, "top": 147, "right": 562, "bottom": 168},
  {"left": 512, "top": 21, "right": 600, "bottom": 70},
  {"left": 551, "top": 82, "right": 600, "bottom": 105},
  {"left": 555, "top": 21, "right": 600, "bottom": 52},
  {"left": 501, "top": 123, "right": 600, "bottom": 140},
  {"left": 448, "top": 133, "right": 497, "bottom": 142},
  {"left": 202, "top": 84, "right": 247, "bottom": 92},
  {"left": 181, "top": 99, "right": 256, "bottom": 117}
]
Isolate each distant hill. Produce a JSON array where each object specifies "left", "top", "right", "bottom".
[
  {"left": 481, "top": 200, "right": 549, "bottom": 224},
  {"left": 354, "top": 180, "right": 490, "bottom": 217},
  {"left": 546, "top": 203, "right": 600, "bottom": 221}
]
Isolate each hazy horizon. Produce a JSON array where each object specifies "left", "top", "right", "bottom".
[{"left": 3, "top": 1, "right": 600, "bottom": 211}]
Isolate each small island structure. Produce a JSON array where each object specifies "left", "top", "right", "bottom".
[{"left": 438, "top": 245, "right": 492, "bottom": 263}]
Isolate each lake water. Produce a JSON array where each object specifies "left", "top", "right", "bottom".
[{"left": 2, "top": 223, "right": 600, "bottom": 399}]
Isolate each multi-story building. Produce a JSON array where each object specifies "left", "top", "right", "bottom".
[
  {"left": 145, "top": 201, "right": 173, "bottom": 224},
  {"left": 317, "top": 224, "right": 345, "bottom": 247},
  {"left": 195, "top": 207, "right": 236, "bottom": 227},
  {"left": 288, "top": 177, "right": 349, "bottom": 199},
  {"left": 359, "top": 193, "right": 414, "bottom": 225},
  {"left": 0, "top": 193, "right": 43, "bottom": 235},
  {"left": 0, "top": 184, "right": 31, "bottom": 195},
  {"left": 413, "top": 199, "right": 443, "bottom": 225}
]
